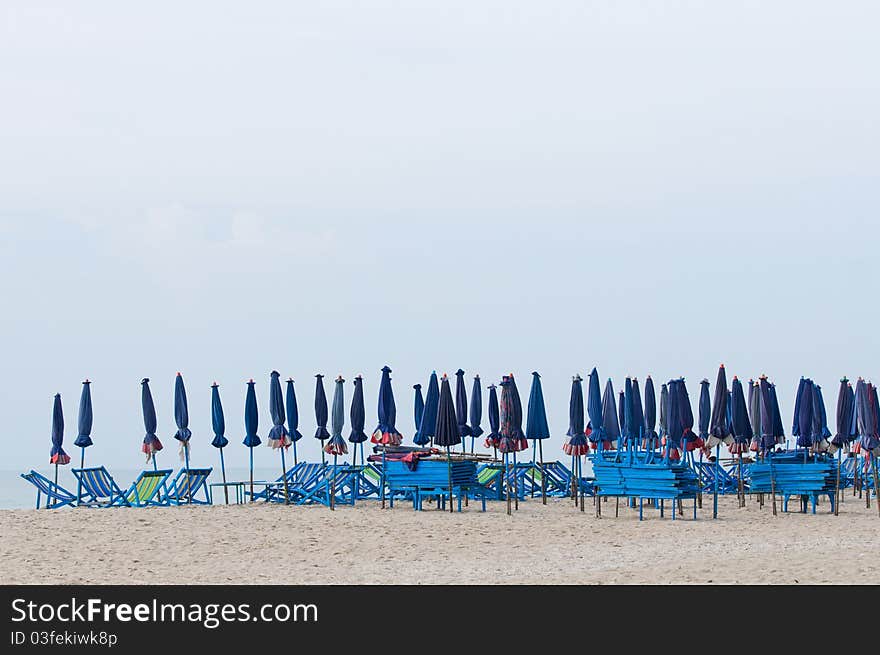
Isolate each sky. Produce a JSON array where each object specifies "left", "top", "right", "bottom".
[{"left": 1, "top": 1, "right": 878, "bottom": 472}]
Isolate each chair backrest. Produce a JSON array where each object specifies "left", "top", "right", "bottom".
[
  {"left": 293, "top": 463, "right": 323, "bottom": 485},
  {"left": 128, "top": 470, "right": 172, "bottom": 504},
  {"left": 74, "top": 467, "right": 118, "bottom": 499},
  {"left": 22, "top": 471, "right": 75, "bottom": 501},
  {"left": 174, "top": 468, "right": 212, "bottom": 496}
]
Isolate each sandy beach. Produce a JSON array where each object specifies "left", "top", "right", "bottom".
[{"left": 1, "top": 495, "right": 878, "bottom": 585}]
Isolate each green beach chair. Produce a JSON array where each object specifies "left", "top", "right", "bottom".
[{"left": 117, "top": 469, "right": 173, "bottom": 507}]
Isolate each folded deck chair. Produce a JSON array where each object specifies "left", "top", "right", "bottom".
[
  {"left": 162, "top": 468, "right": 213, "bottom": 505},
  {"left": 117, "top": 469, "right": 173, "bottom": 507},
  {"left": 72, "top": 466, "right": 128, "bottom": 507},
  {"left": 248, "top": 462, "right": 324, "bottom": 502},
  {"left": 21, "top": 471, "right": 77, "bottom": 509}
]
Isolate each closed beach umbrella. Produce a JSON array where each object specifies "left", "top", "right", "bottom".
[
  {"left": 748, "top": 380, "right": 762, "bottom": 452},
  {"left": 526, "top": 371, "right": 551, "bottom": 502},
  {"left": 730, "top": 376, "right": 753, "bottom": 506},
  {"left": 326, "top": 376, "right": 348, "bottom": 456},
  {"left": 49, "top": 392, "right": 69, "bottom": 467},
  {"left": 455, "top": 369, "right": 471, "bottom": 446},
  {"left": 622, "top": 378, "right": 635, "bottom": 446},
  {"left": 469, "top": 375, "right": 484, "bottom": 454},
  {"left": 708, "top": 366, "right": 730, "bottom": 518},
  {"left": 485, "top": 383, "right": 501, "bottom": 454},
  {"left": 564, "top": 375, "right": 588, "bottom": 456},
  {"left": 831, "top": 378, "right": 854, "bottom": 454},
  {"left": 664, "top": 379, "right": 683, "bottom": 460},
  {"left": 679, "top": 378, "right": 701, "bottom": 453},
  {"left": 601, "top": 378, "right": 621, "bottom": 450},
  {"left": 372, "top": 366, "right": 403, "bottom": 446},
  {"left": 644, "top": 376, "right": 658, "bottom": 448},
  {"left": 413, "top": 384, "right": 425, "bottom": 433},
  {"left": 698, "top": 379, "right": 711, "bottom": 444},
  {"left": 268, "top": 371, "right": 292, "bottom": 503},
  {"left": 349, "top": 375, "right": 368, "bottom": 466},
  {"left": 414, "top": 372, "right": 439, "bottom": 446},
  {"left": 500, "top": 375, "right": 528, "bottom": 453},
  {"left": 769, "top": 383, "right": 786, "bottom": 448},
  {"left": 815, "top": 384, "right": 831, "bottom": 450},
  {"left": 795, "top": 378, "right": 815, "bottom": 450},
  {"left": 141, "top": 378, "right": 162, "bottom": 467},
  {"left": 74, "top": 380, "right": 93, "bottom": 501},
  {"left": 314, "top": 374, "right": 330, "bottom": 465},
  {"left": 210, "top": 383, "right": 230, "bottom": 503},
  {"left": 659, "top": 383, "right": 669, "bottom": 443},
  {"left": 434, "top": 374, "right": 461, "bottom": 513},
  {"left": 173, "top": 373, "right": 193, "bottom": 475},
  {"left": 285, "top": 379, "right": 303, "bottom": 466},
  {"left": 586, "top": 368, "right": 606, "bottom": 450},
  {"left": 618, "top": 390, "right": 626, "bottom": 445},
  {"left": 757, "top": 376, "right": 777, "bottom": 454},
  {"left": 243, "top": 379, "right": 260, "bottom": 500},
  {"left": 631, "top": 378, "right": 645, "bottom": 447}
]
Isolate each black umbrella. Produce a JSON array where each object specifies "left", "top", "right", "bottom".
[
  {"left": 349, "top": 375, "right": 368, "bottom": 467},
  {"left": 314, "top": 374, "right": 330, "bottom": 466},
  {"left": 434, "top": 374, "right": 462, "bottom": 513},
  {"left": 707, "top": 365, "right": 730, "bottom": 518},
  {"left": 469, "top": 375, "right": 484, "bottom": 454}
]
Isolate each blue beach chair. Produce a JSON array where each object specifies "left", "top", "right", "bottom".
[
  {"left": 20, "top": 471, "right": 77, "bottom": 509},
  {"left": 72, "top": 467, "right": 128, "bottom": 507},
  {"left": 162, "top": 468, "right": 213, "bottom": 505}
]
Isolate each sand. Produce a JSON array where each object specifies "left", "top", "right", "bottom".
[{"left": 1, "top": 495, "right": 877, "bottom": 584}]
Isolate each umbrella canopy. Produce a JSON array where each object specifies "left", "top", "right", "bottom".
[
  {"left": 372, "top": 366, "right": 403, "bottom": 445},
  {"left": 586, "top": 368, "right": 604, "bottom": 448},
  {"left": 141, "top": 378, "right": 163, "bottom": 459},
  {"left": 267, "top": 371, "right": 291, "bottom": 449},
  {"left": 852, "top": 379, "right": 879, "bottom": 456},
  {"left": 526, "top": 372, "right": 550, "bottom": 440},
  {"left": 622, "top": 378, "right": 636, "bottom": 443},
  {"left": 413, "top": 384, "right": 425, "bottom": 432},
  {"left": 618, "top": 390, "right": 626, "bottom": 442},
  {"left": 173, "top": 373, "right": 192, "bottom": 455},
  {"left": 794, "top": 377, "right": 815, "bottom": 449},
  {"left": 49, "top": 393, "right": 70, "bottom": 465},
  {"left": 210, "top": 383, "right": 228, "bottom": 448},
  {"left": 658, "top": 383, "right": 669, "bottom": 440},
  {"left": 708, "top": 365, "right": 731, "bottom": 448},
  {"left": 816, "top": 384, "right": 831, "bottom": 441},
  {"left": 314, "top": 374, "right": 330, "bottom": 440},
  {"left": 698, "top": 379, "right": 711, "bottom": 442},
  {"left": 747, "top": 379, "right": 762, "bottom": 450},
  {"left": 243, "top": 380, "right": 260, "bottom": 447},
  {"left": 630, "top": 378, "right": 645, "bottom": 444},
  {"left": 601, "top": 378, "right": 621, "bottom": 449},
  {"left": 434, "top": 374, "right": 461, "bottom": 448},
  {"left": 756, "top": 376, "right": 777, "bottom": 452},
  {"left": 349, "top": 375, "right": 368, "bottom": 443},
  {"left": 499, "top": 375, "right": 528, "bottom": 452},
  {"left": 74, "top": 380, "right": 93, "bottom": 449},
  {"left": 831, "top": 378, "right": 854, "bottom": 452},
  {"left": 285, "top": 379, "right": 304, "bottom": 442},
  {"left": 769, "top": 383, "right": 786, "bottom": 446},
  {"left": 729, "top": 377, "right": 753, "bottom": 454},
  {"left": 485, "top": 383, "right": 501, "bottom": 448},
  {"left": 325, "top": 376, "right": 348, "bottom": 455},
  {"left": 564, "top": 375, "right": 588, "bottom": 456},
  {"left": 677, "top": 378, "right": 700, "bottom": 451},
  {"left": 644, "top": 376, "right": 657, "bottom": 444},
  {"left": 664, "top": 379, "right": 683, "bottom": 457},
  {"left": 414, "top": 372, "right": 439, "bottom": 446},
  {"left": 470, "top": 376, "right": 484, "bottom": 439},
  {"left": 454, "top": 369, "right": 471, "bottom": 438}
]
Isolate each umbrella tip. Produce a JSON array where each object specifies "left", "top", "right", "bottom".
[
  {"left": 142, "top": 377, "right": 149, "bottom": 384},
  {"left": 271, "top": 370, "right": 280, "bottom": 377},
  {"left": 474, "top": 374, "right": 480, "bottom": 379},
  {"left": 248, "top": 378, "right": 254, "bottom": 384},
  {"left": 287, "top": 377, "right": 293, "bottom": 382},
  {"left": 720, "top": 363, "right": 725, "bottom": 368},
  {"left": 336, "top": 375, "right": 344, "bottom": 382},
  {"left": 83, "top": 378, "right": 90, "bottom": 384}
]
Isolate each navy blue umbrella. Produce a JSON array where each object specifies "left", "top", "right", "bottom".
[
  {"left": 831, "top": 378, "right": 854, "bottom": 454},
  {"left": 285, "top": 379, "right": 303, "bottom": 466},
  {"left": 314, "top": 374, "right": 330, "bottom": 465},
  {"left": 601, "top": 378, "right": 621, "bottom": 450},
  {"left": 486, "top": 383, "right": 501, "bottom": 454},
  {"left": 526, "top": 372, "right": 551, "bottom": 503},
  {"left": 243, "top": 379, "right": 260, "bottom": 498},
  {"left": 664, "top": 379, "right": 682, "bottom": 460},
  {"left": 564, "top": 374, "right": 588, "bottom": 511},
  {"left": 349, "top": 375, "right": 368, "bottom": 466},
  {"left": 622, "top": 378, "right": 636, "bottom": 447},
  {"left": 644, "top": 376, "right": 657, "bottom": 448},
  {"left": 815, "top": 384, "right": 831, "bottom": 448},
  {"left": 49, "top": 393, "right": 69, "bottom": 484},
  {"left": 678, "top": 378, "right": 700, "bottom": 454},
  {"left": 707, "top": 366, "right": 729, "bottom": 519},
  {"left": 210, "top": 382, "right": 230, "bottom": 503},
  {"left": 372, "top": 366, "right": 403, "bottom": 446},
  {"left": 769, "top": 383, "right": 786, "bottom": 448},
  {"left": 455, "top": 369, "right": 471, "bottom": 449},
  {"left": 327, "top": 376, "right": 348, "bottom": 456},
  {"left": 268, "top": 371, "right": 292, "bottom": 503},
  {"left": 173, "top": 373, "right": 193, "bottom": 483},
  {"left": 141, "top": 378, "right": 162, "bottom": 468},
  {"left": 658, "top": 383, "right": 668, "bottom": 444},
  {"left": 755, "top": 376, "right": 776, "bottom": 454},
  {"left": 498, "top": 376, "right": 524, "bottom": 513},
  {"left": 794, "top": 377, "right": 815, "bottom": 450},
  {"left": 730, "top": 376, "right": 753, "bottom": 506},
  {"left": 73, "top": 380, "right": 93, "bottom": 501},
  {"left": 413, "top": 384, "right": 425, "bottom": 433},
  {"left": 586, "top": 368, "right": 605, "bottom": 449},
  {"left": 618, "top": 390, "right": 626, "bottom": 446},
  {"left": 630, "top": 378, "right": 645, "bottom": 448},
  {"left": 698, "top": 379, "right": 711, "bottom": 444},
  {"left": 469, "top": 375, "right": 483, "bottom": 454},
  {"left": 414, "top": 372, "right": 439, "bottom": 446},
  {"left": 434, "top": 374, "right": 460, "bottom": 513}
]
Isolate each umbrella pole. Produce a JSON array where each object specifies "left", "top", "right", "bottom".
[
  {"left": 293, "top": 440, "right": 298, "bottom": 468},
  {"left": 447, "top": 446, "right": 454, "bottom": 514},
  {"left": 513, "top": 450, "right": 519, "bottom": 511},
  {"left": 770, "top": 452, "right": 777, "bottom": 516},
  {"left": 77, "top": 448, "right": 85, "bottom": 505},
  {"left": 579, "top": 456, "right": 585, "bottom": 513},
  {"left": 152, "top": 454, "right": 158, "bottom": 472},
  {"left": 738, "top": 453, "right": 744, "bottom": 508},
  {"left": 713, "top": 445, "right": 719, "bottom": 519},
  {"left": 219, "top": 448, "right": 229, "bottom": 505},
  {"left": 539, "top": 439, "right": 546, "bottom": 505},
  {"left": 330, "top": 454, "right": 337, "bottom": 511},
  {"left": 320, "top": 442, "right": 326, "bottom": 467},
  {"left": 571, "top": 454, "right": 577, "bottom": 505},
  {"left": 249, "top": 446, "right": 254, "bottom": 503},
  {"left": 184, "top": 444, "right": 192, "bottom": 505},
  {"left": 697, "top": 449, "right": 703, "bottom": 509},
  {"left": 835, "top": 449, "right": 841, "bottom": 516},
  {"left": 380, "top": 448, "right": 386, "bottom": 509},
  {"left": 872, "top": 455, "right": 880, "bottom": 518},
  {"left": 530, "top": 441, "right": 537, "bottom": 498},
  {"left": 281, "top": 447, "right": 290, "bottom": 506}
]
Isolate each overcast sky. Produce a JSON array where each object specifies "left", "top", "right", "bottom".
[{"left": 1, "top": 2, "right": 878, "bottom": 472}]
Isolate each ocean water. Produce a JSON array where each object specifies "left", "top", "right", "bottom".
[{"left": 2, "top": 466, "right": 290, "bottom": 510}]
